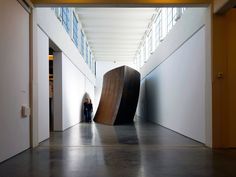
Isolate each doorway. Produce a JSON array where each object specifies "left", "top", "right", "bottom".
[{"left": 49, "top": 47, "right": 54, "bottom": 132}]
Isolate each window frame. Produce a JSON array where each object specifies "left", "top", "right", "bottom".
[{"left": 73, "top": 12, "right": 79, "bottom": 47}]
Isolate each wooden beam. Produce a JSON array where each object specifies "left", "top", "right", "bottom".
[
  {"left": 31, "top": 0, "right": 212, "bottom": 7},
  {"left": 214, "top": 0, "right": 236, "bottom": 14}
]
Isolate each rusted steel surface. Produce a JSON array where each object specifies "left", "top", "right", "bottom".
[{"left": 94, "top": 66, "right": 140, "bottom": 125}]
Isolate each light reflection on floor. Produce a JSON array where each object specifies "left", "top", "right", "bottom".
[{"left": 0, "top": 121, "right": 236, "bottom": 177}]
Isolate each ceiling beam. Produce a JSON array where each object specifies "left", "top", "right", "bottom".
[
  {"left": 214, "top": 0, "right": 236, "bottom": 14},
  {"left": 31, "top": 0, "right": 212, "bottom": 7}
]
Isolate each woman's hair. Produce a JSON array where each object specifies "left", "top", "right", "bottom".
[{"left": 84, "top": 97, "right": 89, "bottom": 103}]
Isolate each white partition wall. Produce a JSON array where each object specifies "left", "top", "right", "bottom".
[
  {"left": 0, "top": 0, "right": 30, "bottom": 162},
  {"left": 85, "top": 78, "right": 95, "bottom": 102},
  {"left": 37, "top": 27, "right": 50, "bottom": 143},
  {"left": 62, "top": 53, "right": 86, "bottom": 129},
  {"left": 136, "top": 80, "right": 146, "bottom": 119},
  {"left": 138, "top": 8, "right": 212, "bottom": 145},
  {"left": 54, "top": 52, "right": 95, "bottom": 131},
  {"left": 36, "top": 8, "right": 95, "bottom": 84},
  {"left": 53, "top": 52, "right": 63, "bottom": 131},
  {"left": 146, "top": 27, "right": 206, "bottom": 143},
  {"left": 36, "top": 8, "right": 96, "bottom": 132}
]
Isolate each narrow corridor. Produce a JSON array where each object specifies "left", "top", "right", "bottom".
[{"left": 0, "top": 121, "right": 236, "bottom": 177}]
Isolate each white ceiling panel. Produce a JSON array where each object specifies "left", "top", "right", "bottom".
[{"left": 76, "top": 8, "right": 156, "bottom": 61}]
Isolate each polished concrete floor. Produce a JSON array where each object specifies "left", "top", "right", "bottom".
[{"left": 0, "top": 121, "right": 236, "bottom": 177}]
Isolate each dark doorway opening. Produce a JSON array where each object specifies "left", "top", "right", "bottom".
[{"left": 49, "top": 47, "right": 54, "bottom": 132}]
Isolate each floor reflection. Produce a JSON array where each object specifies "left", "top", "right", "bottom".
[
  {"left": 94, "top": 123, "right": 142, "bottom": 177},
  {"left": 93, "top": 123, "right": 139, "bottom": 145},
  {"left": 1, "top": 121, "right": 236, "bottom": 177}
]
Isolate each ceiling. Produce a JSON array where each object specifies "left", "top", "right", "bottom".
[{"left": 76, "top": 8, "right": 156, "bottom": 61}]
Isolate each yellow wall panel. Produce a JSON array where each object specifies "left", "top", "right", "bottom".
[
  {"left": 226, "top": 9, "right": 236, "bottom": 147},
  {"left": 213, "top": 9, "right": 236, "bottom": 148}
]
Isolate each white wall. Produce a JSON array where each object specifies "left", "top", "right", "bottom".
[
  {"left": 139, "top": 8, "right": 212, "bottom": 145},
  {"left": 136, "top": 80, "right": 146, "bottom": 119},
  {"left": 36, "top": 8, "right": 95, "bottom": 85},
  {"left": 62, "top": 53, "right": 86, "bottom": 130},
  {"left": 36, "top": 8, "right": 96, "bottom": 131},
  {"left": 54, "top": 52, "right": 95, "bottom": 131},
  {"left": 85, "top": 78, "right": 95, "bottom": 103},
  {"left": 95, "top": 60, "right": 137, "bottom": 110},
  {"left": 53, "top": 52, "right": 63, "bottom": 131},
  {"left": 37, "top": 27, "right": 50, "bottom": 143},
  {"left": 146, "top": 27, "right": 206, "bottom": 143},
  {"left": 0, "top": 0, "right": 30, "bottom": 162}
]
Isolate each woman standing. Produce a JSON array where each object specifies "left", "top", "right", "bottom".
[{"left": 84, "top": 98, "right": 93, "bottom": 123}]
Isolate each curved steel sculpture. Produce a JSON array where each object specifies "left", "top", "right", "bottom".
[{"left": 94, "top": 66, "right": 140, "bottom": 125}]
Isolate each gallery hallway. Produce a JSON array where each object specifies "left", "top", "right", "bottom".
[{"left": 0, "top": 121, "right": 236, "bottom": 177}]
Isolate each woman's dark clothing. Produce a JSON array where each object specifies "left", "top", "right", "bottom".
[{"left": 84, "top": 103, "right": 93, "bottom": 122}]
